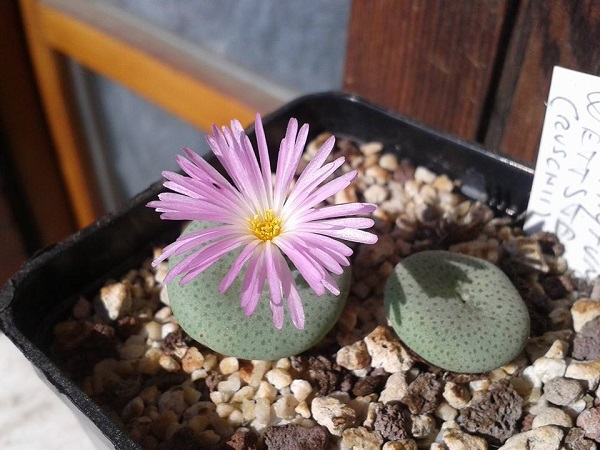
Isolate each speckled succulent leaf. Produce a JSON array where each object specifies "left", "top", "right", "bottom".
[
  {"left": 148, "top": 114, "right": 378, "bottom": 330},
  {"left": 385, "top": 250, "right": 530, "bottom": 373},
  {"left": 168, "top": 221, "right": 351, "bottom": 360}
]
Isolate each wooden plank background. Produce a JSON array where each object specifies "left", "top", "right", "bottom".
[
  {"left": 344, "top": 0, "right": 600, "bottom": 166},
  {"left": 344, "top": 0, "right": 513, "bottom": 143},
  {"left": 486, "top": 0, "right": 600, "bottom": 164}
]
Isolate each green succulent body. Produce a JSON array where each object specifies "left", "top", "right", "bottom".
[
  {"left": 385, "top": 250, "right": 530, "bottom": 373},
  {"left": 167, "top": 221, "right": 351, "bottom": 361}
]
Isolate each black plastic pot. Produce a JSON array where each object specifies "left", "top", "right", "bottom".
[{"left": 0, "top": 92, "right": 533, "bottom": 448}]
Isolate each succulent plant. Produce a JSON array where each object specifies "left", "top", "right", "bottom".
[
  {"left": 385, "top": 250, "right": 530, "bottom": 373},
  {"left": 167, "top": 221, "right": 351, "bottom": 361}
]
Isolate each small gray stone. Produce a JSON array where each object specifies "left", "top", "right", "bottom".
[
  {"left": 564, "top": 427, "right": 597, "bottom": 450},
  {"left": 543, "top": 377, "right": 584, "bottom": 406},
  {"left": 443, "top": 428, "right": 487, "bottom": 450},
  {"left": 341, "top": 426, "right": 384, "bottom": 450},
  {"left": 573, "top": 316, "right": 600, "bottom": 360},
  {"left": 498, "top": 425, "right": 564, "bottom": 450},
  {"left": 576, "top": 406, "right": 600, "bottom": 443},
  {"left": 531, "top": 406, "right": 573, "bottom": 428}
]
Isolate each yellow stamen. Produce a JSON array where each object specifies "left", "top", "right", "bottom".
[{"left": 248, "top": 209, "right": 282, "bottom": 241}]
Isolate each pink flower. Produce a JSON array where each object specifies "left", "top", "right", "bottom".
[{"left": 149, "top": 114, "right": 378, "bottom": 329}]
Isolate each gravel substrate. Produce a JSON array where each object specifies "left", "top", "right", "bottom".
[{"left": 52, "top": 134, "right": 600, "bottom": 450}]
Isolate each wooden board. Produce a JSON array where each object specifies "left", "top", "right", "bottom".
[
  {"left": 485, "top": 0, "right": 600, "bottom": 165},
  {"left": 344, "top": 0, "right": 511, "bottom": 140}
]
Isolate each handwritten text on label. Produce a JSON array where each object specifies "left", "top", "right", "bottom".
[{"left": 525, "top": 67, "right": 600, "bottom": 279}]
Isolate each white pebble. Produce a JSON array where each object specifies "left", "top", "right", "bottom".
[
  {"left": 565, "top": 360, "right": 600, "bottom": 390},
  {"left": 311, "top": 396, "right": 356, "bottom": 436},
  {"left": 158, "top": 355, "right": 180, "bottom": 372},
  {"left": 435, "top": 402, "right": 458, "bottom": 421},
  {"left": 414, "top": 166, "right": 437, "bottom": 184},
  {"left": 364, "top": 326, "right": 413, "bottom": 373},
  {"left": 469, "top": 379, "right": 491, "bottom": 394},
  {"left": 336, "top": 340, "right": 371, "bottom": 371},
  {"left": 154, "top": 306, "right": 172, "bottom": 323},
  {"left": 209, "top": 391, "right": 229, "bottom": 405},
  {"left": 181, "top": 347, "right": 205, "bottom": 374},
  {"left": 228, "top": 409, "right": 244, "bottom": 427},
  {"left": 97, "top": 282, "right": 132, "bottom": 321},
  {"left": 241, "top": 399, "right": 256, "bottom": 422},
  {"left": 266, "top": 368, "right": 292, "bottom": 390},
  {"left": 145, "top": 321, "right": 162, "bottom": 341},
  {"left": 254, "top": 398, "right": 272, "bottom": 425},
  {"left": 360, "top": 141, "right": 383, "bottom": 156},
  {"left": 243, "top": 360, "right": 272, "bottom": 387},
  {"left": 218, "top": 373, "right": 241, "bottom": 394},
  {"left": 274, "top": 358, "right": 291, "bottom": 369},
  {"left": 379, "top": 372, "right": 408, "bottom": 404},
  {"left": 443, "top": 382, "right": 471, "bottom": 409},
  {"left": 290, "top": 379, "right": 313, "bottom": 402},
  {"left": 159, "top": 285, "right": 169, "bottom": 304},
  {"left": 255, "top": 380, "right": 278, "bottom": 403},
  {"left": 532, "top": 357, "right": 567, "bottom": 384},
  {"left": 219, "top": 356, "right": 239, "bottom": 375},
  {"left": 191, "top": 369, "right": 208, "bottom": 381},
  {"left": 161, "top": 322, "right": 179, "bottom": 339},
  {"left": 273, "top": 395, "right": 299, "bottom": 419},
  {"left": 543, "top": 339, "right": 569, "bottom": 359},
  {"left": 564, "top": 395, "right": 592, "bottom": 416},
  {"left": 363, "top": 184, "right": 389, "bottom": 204},
  {"left": 295, "top": 401, "right": 311, "bottom": 419},
  {"left": 216, "top": 403, "right": 235, "bottom": 418},
  {"left": 571, "top": 299, "right": 600, "bottom": 332},
  {"left": 378, "top": 153, "right": 398, "bottom": 171},
  {"left": 231, "top": 385, "right": 256, "bottom": 403}
]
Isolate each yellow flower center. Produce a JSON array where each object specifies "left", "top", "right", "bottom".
[{"left": 248, "top": 209, "right": 282, "bottom": 241}]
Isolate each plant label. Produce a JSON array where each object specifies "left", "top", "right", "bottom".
[{"left": 525, "top": 66, "right": 600, "bottom": 279}]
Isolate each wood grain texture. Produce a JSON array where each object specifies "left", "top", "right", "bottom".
[
  {"left": 344, "top": 0, "right": 511, "bottom": 140},
  {"left": 0, "top": 1, "right": 76, "bottom": 246},
  {"left": 485, "top": 0, "right": 600, "bottom": 165}
]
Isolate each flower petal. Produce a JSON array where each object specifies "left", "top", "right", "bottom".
[
  {"left": 170, "top": 237, "right": 246, "bottom": 284},
  {"left": 264, "top": 243, "right": 284, "bottom": 329},
  {"left": 219, "top": 240, "right": 261, "bottom": 292},
  {"left": 273, "top": 121, "right": 308, "bottom": 210},
  {"left": 275, "top": 236, "right": 326, "bottom": 296},
  {"left": 273, "top": 252, "right": 305, "bottom": 329},
  {"left": 295, "top": 223, "right": 379, "bottom": 244},
  {"left": 296, "top": 202, "right": 377, "bottom": 222},
  {"left": 254, "top": 114, "right": 273, "bottom": 204},
  {"left": 153, "top": 225, "right": 241, "bottom": 265},
  {"left": 283, "top": 157, "right": 345, "bottom": 214},
  {"left": 241, "top": 250, "right": 266, "bottom": 316}
]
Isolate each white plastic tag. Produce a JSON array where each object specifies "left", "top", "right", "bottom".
[{"left": 525, "top": 66, "right": 600, "bottom": 279}]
